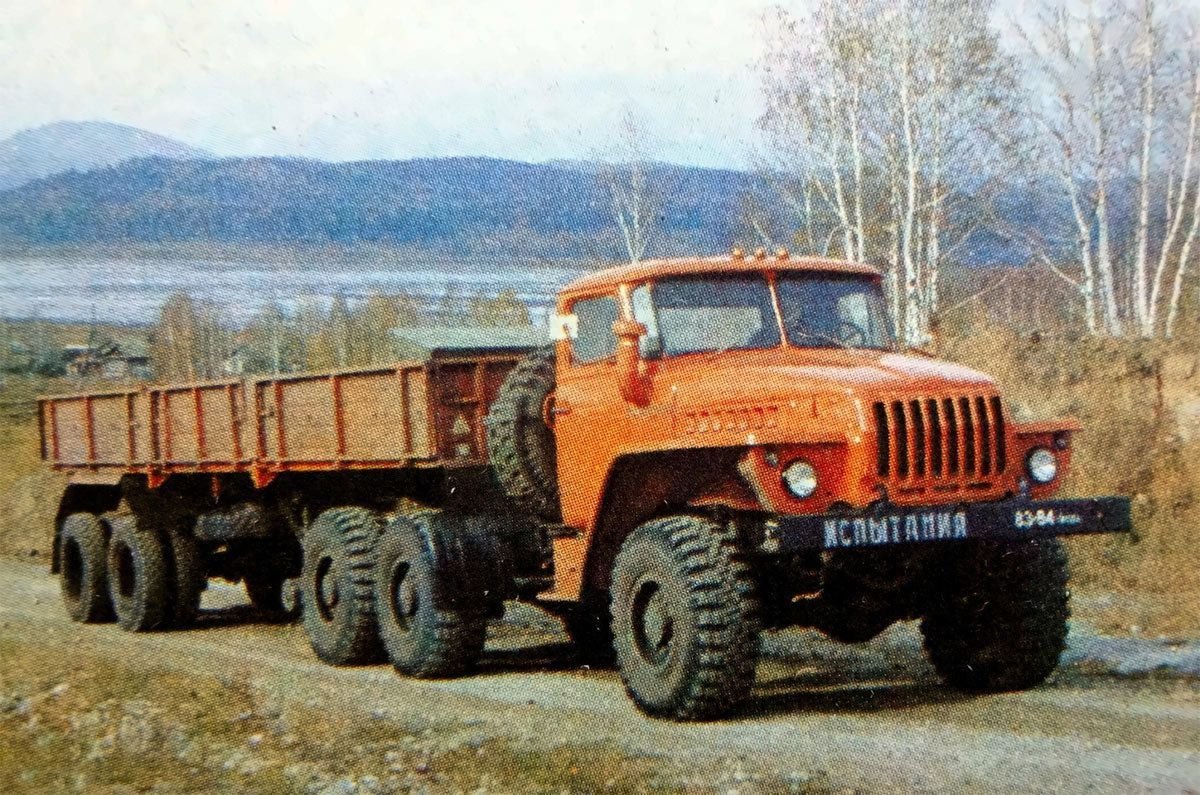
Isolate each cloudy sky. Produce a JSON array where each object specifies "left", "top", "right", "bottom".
[{"left": 2, "top": 0, "right": 821, "bottom": 168}]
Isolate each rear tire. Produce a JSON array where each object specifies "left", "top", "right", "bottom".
[
  {"left": 58, "top": 512, "right": 114, "bottom": 623},
  {"left": 486, "top": 349, "right": 560, "bottom": 521},
  {"left": 373, "top": 518, "right": 487, "bottom": 678},
  {"left": 921, "top": 539, "right": 1070, "bottom": 693},
  {"left": 610, "top": 515, "right": 760, "bottom": 720},
  {"left": 300, "top": 507, "right": 383, "bottom": 665},
  {"left": 105, "top": 513, "right": 171, "bottom": 632},
  {"left": 166, "top": 529, "right": 205, "bottom": 627}
]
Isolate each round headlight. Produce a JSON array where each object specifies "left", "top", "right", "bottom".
[
  {"left": 1026, "top": 447, "right": 1058, "bottom": 484},
  {"left": 782, "top": 460, "right": 818, "bottom": 499}
]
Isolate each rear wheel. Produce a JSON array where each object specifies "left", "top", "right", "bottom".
[
  {"left": 922, "top": 539, "right": 1070, "bottom": 693},
  {"left": 610, "top": 515, "right": 760, "bottom": 720},
  {"left": 166, "top": 528, "right": 205, "bottom": 627},
  {"left": 58, "top": 512, "right": 114, "bottom": 623},
  {"left": 105, "top": 513, "right": 171, "bottom": 632},
  {"left": 373, "top": 518, "right": 487, "bottom": 678},
  {"left": 300, "top": 507, "right": 383, "bottom": 665}
]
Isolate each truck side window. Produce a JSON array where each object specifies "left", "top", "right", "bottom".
[{"left": 571, "top": 295, "right": 619, "bottom": 363}]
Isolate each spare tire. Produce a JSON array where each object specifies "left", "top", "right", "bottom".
[{"left": 486, "top": 349, "right": 560, "bottom": 521}]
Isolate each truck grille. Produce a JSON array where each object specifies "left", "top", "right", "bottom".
[{"left": 873, "top": 395, "right": 1006, "bottom": 481}]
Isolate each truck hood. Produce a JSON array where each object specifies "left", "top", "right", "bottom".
[{"left": 664, "top": 349, "right": 998, "bottom": 407}]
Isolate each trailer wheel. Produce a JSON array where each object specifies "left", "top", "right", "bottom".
[
  {"left": 373, "top": 518, "right": 487, "bottom": 678},
  {"left": 921, "top": 538, "right": 1069, "bottom": 693},
  {"left": 610, "top": 515, "right": 760, "bottom": 720},
  {"left": 58, "top": 512, "right": 114, "bottom": 623},
  {"left": 105, "top": 513, "right": 171, "bottom": 632},
  {"left": 300, "top": 507, "right": 384, "bottom": 665},
  {"left": 246, "top": 573, "right": 300, "bottom": 621},
  {"left": 486, "top": 348, "right": 560, "bottom": 521},
  {"left": 166, "top": 529, "right": 205, "bottom": 627}
]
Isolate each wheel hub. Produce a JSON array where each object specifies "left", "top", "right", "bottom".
[
  {"left": 390, "top": 561, "right": 417, "bottom": 630},
  {"left": 632, "top": 581, "right": 674, "bottom": 666},
  {"left": 315, "top": 557, "right": 339, "bottom": 620}
]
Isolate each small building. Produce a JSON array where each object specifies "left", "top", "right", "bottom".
[{"left": 64, "top": 338, "right": 152, "bottom": 380}]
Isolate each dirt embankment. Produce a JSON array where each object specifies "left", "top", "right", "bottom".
[{"left": 946, "top": 330, "right": 1200, "bottom": 635}]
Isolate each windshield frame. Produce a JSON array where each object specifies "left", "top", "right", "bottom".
[{"left": 629, "top": 270, "right": 895, "bottom": 359}]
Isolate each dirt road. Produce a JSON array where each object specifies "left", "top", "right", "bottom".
[{"left": 2, "top": 558, "right": 1198, "bottom": 794}]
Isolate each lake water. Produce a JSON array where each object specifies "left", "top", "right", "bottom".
[{"left": 0, "top": 258, "right": 583, "bottom": 325}]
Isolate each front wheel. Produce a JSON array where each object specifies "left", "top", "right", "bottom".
[
  {"left": 610, "top": 515, "right": 760, "bottom": 720},
  {"left": 921, "top": 538, "right": 1070, "bottom": 693}
]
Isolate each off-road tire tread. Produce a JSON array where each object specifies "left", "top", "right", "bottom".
[
  {"left": 165, "top": 528, "right": 205, "bottom": 627},
  {"left": 301, "top": 507, "right": 384, "bottom": 665},
  {"left": 611, "top": 515, "right": 760, "bottom": 720},
  {"left": 58, "top": 512, "right": 114, "bottom": 623},
  {"left": 374, "top": 522, "right": 487, "bottom": 678},
  {"left": 104, "top": 513, "right": 171, "bottom": 632},
  {"left": 921, "top": 538, "right": 1070, "bottom": 693},
  {"left": 486, "top": 349, "right": 560, "bottom": 521}
]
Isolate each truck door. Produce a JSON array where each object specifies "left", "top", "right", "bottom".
[{"left": 553, "top": 292, "right": 627, "bottom": 528}]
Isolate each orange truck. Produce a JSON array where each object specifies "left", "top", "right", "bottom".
[{"left": 39, "top": 251, "right": 1131, "bottom": 720}]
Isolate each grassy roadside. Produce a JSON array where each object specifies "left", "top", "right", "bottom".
[{"left": 0, "top": 628, "right": 826, "bottom": 795}]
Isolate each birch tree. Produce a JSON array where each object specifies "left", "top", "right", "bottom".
[
  {"left": 1018, "top": 0, "right": 1200, "bottom": 338},
  {"left": 760, "top": 0, "right": 1019, "bottom": 346},
  {"left": 598, "top": 109, "right": 664, "bottom": 265}
]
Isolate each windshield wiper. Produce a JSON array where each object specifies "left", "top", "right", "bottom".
[{"left": 789, "top": 329, "right": 851, "bottom": 349}]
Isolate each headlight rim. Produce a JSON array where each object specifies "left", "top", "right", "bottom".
[
  {"left": 1026, "top": 446, "right": 1058, "bottom": 484},
  {"left": 781, "top": 459, "right": 818, "bottom": 499}
]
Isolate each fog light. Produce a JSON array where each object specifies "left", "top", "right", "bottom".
[
  {"left": 782, "top": 460, "right": 818, "bottom": 498},
  {"left": 1027, "top": 447, "right": 1058, "bottom": 484}
]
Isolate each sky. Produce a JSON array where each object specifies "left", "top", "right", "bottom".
[{"left": 1, "top": 0, "right": 807, "bottom": 169}]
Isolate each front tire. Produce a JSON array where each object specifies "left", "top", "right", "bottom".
[
  {"left": 105, "top": 513, "right": 171, "bottom": 632},
  {"left": 373, "top": 518, "right": 487, "bottom": 678},
  {"left": 58, "top": 512, "right": 114, "bottom": 623},
  {"left": 921, "top": 539, "right": 1070, "bottom": 693},
  {"left": 300, "top": 507, "right": 384, "bottom": 665},
  {"left": 610, "top": 515, "right": 760, "bottom": 720}
]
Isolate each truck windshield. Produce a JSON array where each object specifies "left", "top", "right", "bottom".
[
  {"left": 776, "top": 273, "right": 893, "bottom": 350},
  {"left": 641, "top": 275, "right": 780, "bottom": 356},
  {"left": 633, "top": 272, "right": 893, "bottom": 356}
]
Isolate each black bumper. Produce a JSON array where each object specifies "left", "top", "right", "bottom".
[{"left": 767, "top": 496, "right": 1132, "bottom": 552}]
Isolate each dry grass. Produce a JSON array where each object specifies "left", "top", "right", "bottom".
[
  {"left": 944, "top": 326, "right": 1200, "bottom": 634},
  {"left": 0, "top": 629, "right": 823, "bottom": 794}
]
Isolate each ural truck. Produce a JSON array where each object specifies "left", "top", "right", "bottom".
[{"left": 39, "top": 251, "right": 1132, "bottom": 720}]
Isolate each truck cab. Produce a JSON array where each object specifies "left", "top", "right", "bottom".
[{"left": 485, "top": 249, "right": 1129, "bottom": 718}]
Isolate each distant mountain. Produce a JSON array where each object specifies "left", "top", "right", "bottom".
[
  {"left": 0, "top": 155, "right": 767, "bottom": 260},
  {"left": 0, "top": 121, "right": 209, "bottom": 192}
]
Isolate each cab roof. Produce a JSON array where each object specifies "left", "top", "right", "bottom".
[{"left": 561, "top": 251, "right": 882, "bottom": 296}]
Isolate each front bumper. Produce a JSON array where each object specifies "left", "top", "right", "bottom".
[{"left": 765, "top": 496, "right": 1131, "bottom": 553}]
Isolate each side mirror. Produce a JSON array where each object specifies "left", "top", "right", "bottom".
[{"left": 612, "top": 319, "right": 651, "bottom": 405}]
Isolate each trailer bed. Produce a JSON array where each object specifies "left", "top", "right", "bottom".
[{"left": 40, "top": 345, "right": 536, "bottom": 488}]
